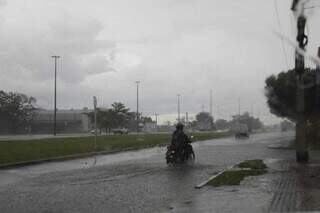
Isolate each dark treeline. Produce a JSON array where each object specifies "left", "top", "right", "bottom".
[
  {"left": 0, "top": 90, "right": 265, "bottom": 134},
  {"left": 87, "top": 102, "right": 152, "bottom": 133},
  {"left": 214, "top": 112, "right": 263, "bottom": 132},
  {"left": 0, "top": 90, "right": 37, "bottom": 134}
]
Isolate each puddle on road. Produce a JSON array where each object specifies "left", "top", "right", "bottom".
[
  {"left": 0, "top": 146, "right": 168, "bottom": 188},
  {"left": 3, "top": 146, "right": 165, "bottom": 175}
]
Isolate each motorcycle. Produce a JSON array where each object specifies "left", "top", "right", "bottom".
[{"left": 165, "top": 143, "right": 195, "bottom": 164}]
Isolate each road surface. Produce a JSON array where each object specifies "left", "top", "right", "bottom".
[{"left": 0, "top": 132, "right": 300, "bottom": 212}]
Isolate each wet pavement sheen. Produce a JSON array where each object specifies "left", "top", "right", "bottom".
[{"left": 0, "top": 132, "right": 296, "bottom": 213}]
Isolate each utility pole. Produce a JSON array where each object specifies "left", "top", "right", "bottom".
[
  {"left": 237, "top": 98, "right": 241, "bottom": 124},
  {"left": 93, "top": 96, "right": 97, "bottom": 150},
  {"left": 210, "top": 89, "right": 213, "bottom": 117},
  {"left": 316, "top": 47, "right": 320, "bottom": 109},
  {"left": 177, "top": 94, "right": 181, "bottom": 122},
  {"left": 135, "top": 81, "right": 140, "bottom": 133},
  {"left": 238, "top": 98, "right": 241, "bottom": 116},
  {"left": 52, "top": 55, "right": 60, "bottom": 136},
  {"left": 316, "top": 48, "right": 320, "bottom": 144},
  {"left": 292, "top": 0, "right": 309, "bottom": 163},
  {"left": 186, "top": 112, "right": 189, "bottom": 127},
  {"left": 155, "top": 113, "right": 159, "bottom": 132},
  {"left": 216, "top": 104, "right": 219, "bottom": 120},
  {"left": 251, "top": 104, "right": 254, "bottom": 117},
  {"left": 202, "top": 104, "right": 204, "bottom": 112}
]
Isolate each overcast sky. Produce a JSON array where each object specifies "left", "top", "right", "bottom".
[{"left": 0, "top": 0, "right": 320, "bottom": 124}]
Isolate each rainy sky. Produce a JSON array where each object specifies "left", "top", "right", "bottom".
[{"left": 0, "top": 0, "right": 320, "bottom": 124}]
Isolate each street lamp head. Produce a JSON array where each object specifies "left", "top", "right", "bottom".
[{"left": 51, "top": 56, "right": 61, "bottom": 58}]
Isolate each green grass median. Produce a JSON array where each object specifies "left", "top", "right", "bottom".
[
  {"left": 0, "top": 131, "right": 232, "bottom": 166},
  {"left": 207, "top": 159, "right": 268, "bottom": 187}
]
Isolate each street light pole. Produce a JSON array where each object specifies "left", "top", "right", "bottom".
[
  {"left": 177, "top": 94, "right": 181, "bottom": 122},
  {"left": 238, "top": 98, "right": 241, "bottom": 116},
  {"left": 238, "top": 98, "right": 241, "bottom": 123},
  {"left": 52, "top": 55, "right": 60, "bottom": 136},
  {"left": 316, "top": 47, "right": 320, "bottom": 109},
  {"left": 210, "top": 89, "right": 213, "bottom": 117},
  {"left": 155, "top": 113, "right": 159, "bottom": 132},
  {"left": 135, "top": 81, "right": 140, "bottom": 133},
  {"left": 93, "top": 96, "right": 97, "bottom": 150},
  {"left": 186, "top": 112, "right": 189, "bottom": 127}
]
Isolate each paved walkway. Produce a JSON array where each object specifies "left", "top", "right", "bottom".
[
  {"left": 269, "top": 158, "right": 320, "bottom": 212},
  {"left": 170, "top": 153, "right": 320, "bottom": 212}
]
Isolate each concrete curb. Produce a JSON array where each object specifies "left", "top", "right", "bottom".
[
  {"left": 195, "top": 160, "right": 244, "bottom": 189},
  {"left": 195, "top": 170, "right": 226, "bottom": 189}
]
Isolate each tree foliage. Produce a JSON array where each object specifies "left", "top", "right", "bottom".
[
  {"left": 0, "top": 91, "right": 37, "bottom": 133},
  {"left": 230, "top": 112, "right": 263, "bottom": 132},
  {"left": 196, "top": 112, "right": 213, "bottom": 123},
  {"left": 195, "top": 112, "right": 214, "bottom": 130},
  {"left": 265, "top": 68, "right": 319, "bottom": 122},
  {"left": 215, "top": 119, "right": 230, "bottom": 130},
  {"left": 88, "top": 102, "right": 152, "bottom": 132}
]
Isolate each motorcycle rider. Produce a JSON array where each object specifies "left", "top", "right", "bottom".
[{"left": 171, "top": 122, "right": 192, "bottom": 161}]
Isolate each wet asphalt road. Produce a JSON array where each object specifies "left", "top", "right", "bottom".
[{"left": 0, "top": 132, "right": 296, "bottom": 213}]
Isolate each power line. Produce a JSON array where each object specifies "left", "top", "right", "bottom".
[
  {"left": 273, "top": 0, "right": 290, "bottom": 70},
  {"left": 177, "top": 94, "right": 181, "bottom": 122},
  {"left": 290, "top": 13, "right": 296, "bottom": 66}
]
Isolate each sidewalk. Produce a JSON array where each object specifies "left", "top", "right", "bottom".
[
  {"left": 168, "top": 157, "right": 320, "bottom": 213},
  {"left": 269, "top": 158, "right": 320, "bottom": 212}
]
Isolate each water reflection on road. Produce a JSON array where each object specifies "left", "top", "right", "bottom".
[{"left": 0, "top": 132, "right": 296, "bottom": 213}]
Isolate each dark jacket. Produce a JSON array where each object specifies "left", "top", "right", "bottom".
[{"left": 171, "top": 129, "right": 191, "bottom": 148}]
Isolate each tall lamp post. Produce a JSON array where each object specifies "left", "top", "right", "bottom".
[
  {"left": 155, "top": 113, "right": 159, "bottom": 132},
  {"left": 177, "top": 94, "right": 181, "bottom": 122},
  {"left": 210, "top": 89, "right": 213, "bottom": 117},
  {"left": 52, "top": 55, "right": 60, "bottom": 136},
  {"left": 93, "top": 96, "right": 97, "bottom": 150},
  {"left": 135, "top": 81, "right": 140, "bottom": 133}
]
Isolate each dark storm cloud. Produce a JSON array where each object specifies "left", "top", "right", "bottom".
[
  {"left": 0, "top": 15, "right": 115, "bottom": 84},
  {"left": 1, "top": 0, "right": 319, "bottom": 124}
]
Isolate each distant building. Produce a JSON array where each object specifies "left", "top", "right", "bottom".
[{"left": 31, "top": 109, "right": 92, "bottom": 134}]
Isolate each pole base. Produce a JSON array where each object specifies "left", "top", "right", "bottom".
[{"left": 296, "top": 150, "right": 309, "bottom": 163}]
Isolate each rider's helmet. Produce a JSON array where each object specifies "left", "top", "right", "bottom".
[{"left": 176, "top": 122, "right": 184, "bottom": 131}]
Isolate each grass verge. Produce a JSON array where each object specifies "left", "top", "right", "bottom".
[
  {"left": 0, "top": 131, "right": 232, "bottom": 166},
  {"left": 207, "top": 159, "right": 267, "bottom": 187},
  {"left": 236, "top": 159, "right": 267, "bottom": 170}
]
